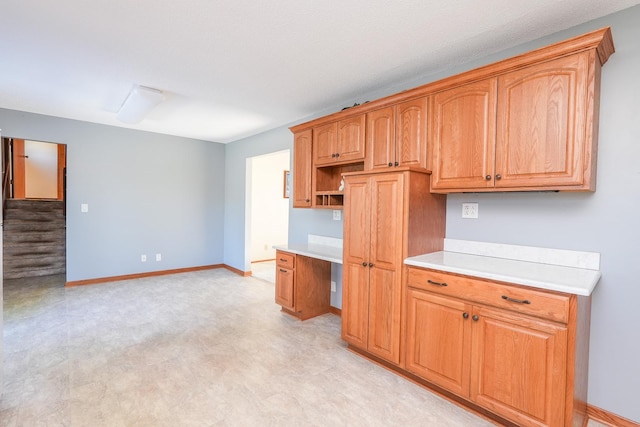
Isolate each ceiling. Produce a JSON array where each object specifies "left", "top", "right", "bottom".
[{"left": 2, "top": 1, "right": 639, "bottom": 144}]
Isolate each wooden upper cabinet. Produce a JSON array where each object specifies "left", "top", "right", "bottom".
[
  {"left": 366, "top": 98, "right": 428, "bottom": 171},
  {"left": 366, "top": 107, "right": 395, "bottom": 170},
  {"left": 396, "top": 97, "right": 428, "bottom": 169},
  {"left": 313, "top": 122, "right": 338, "bottom": 165},
  {"left": 429, "top": 79, "right": 498, "bottom": 191},
  {"left": 495, "top": 52, "right": 593, "bottom": 189},
  {"left": 292, "top": 130, "right": 312, "bottom": 208},
  {"left": 430, "top": 50, "right": 602, "bottom": 193},
  {"left": 314, "top": 115, "right": 365, "bottom": 166}
]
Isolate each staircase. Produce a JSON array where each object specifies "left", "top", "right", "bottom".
[{"left": 3, "top": 199, "right": 66, "bottom": 279}]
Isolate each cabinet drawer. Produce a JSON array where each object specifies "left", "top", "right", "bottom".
[
  {"left": 407, "top": 268, "right": 570, "bottom": 323},
  {"left": 276, "top": 251, "right": 296, "bottom": 269}
]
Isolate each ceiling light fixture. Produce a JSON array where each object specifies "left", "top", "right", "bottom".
[{"left": 116, "top": 85, "right": 165, "bottom": 124}]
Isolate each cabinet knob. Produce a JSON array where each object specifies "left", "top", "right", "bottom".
[
  {"left": 394, "top": 161, "right": 399, "bottom": 166},
  {"left": 496, "top": 174, "right": 502, "bottom": 180},
  {"left": 335, "top": 153, "right": 340, "bottom": 158},
  {"left": 331, "top": 153, "right": 336, "bottom": 158},
  {"left": 485, "top": 175, "right": 492, "bottom": 180},
  {"left": 362, "top": 262, "right": 367, "bottom": 267},
  {"left": 472, "top": 315, "right": 479, "bottom": 322},
  {"left": 462, "top": 312, "right": 469, "bottom": 319},
  {"left": 306, "top": 199, "right": 310, "bottom": 202},
  {"left": 388, "top": 162, "right": 393, "bottom": 167},
  {"left": 369, "top": 263, "right": 374, "bottom": 268}
]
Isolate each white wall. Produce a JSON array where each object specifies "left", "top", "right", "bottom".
[{"left": 249, "top": 150, "right": 290, "bottom": 261}]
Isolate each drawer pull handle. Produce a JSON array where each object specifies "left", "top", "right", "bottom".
[
  {"left": 427, "top": 279, "right": 447, "bottom": 287},
  {"left": 501, "top": 295, "right": 531, "bottom": 304},
  {"left": 279, "top": 258, "right": 287, "bottom": 262},
  {"left": 279, "top": 269, "right": 288, "bottom": 273}
]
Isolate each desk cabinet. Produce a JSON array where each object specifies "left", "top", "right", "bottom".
[{"left": 275, "top": 250, "right": 331, "bottom": 320}]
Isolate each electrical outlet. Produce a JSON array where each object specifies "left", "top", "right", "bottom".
[
  {"left": 331, "top": 281, "right": 337, "bottom": 292},
  {"left": 81, "top": 203, "right": 89, "bottom": 213},
  {"left": 156, "top": 253, "right": 162, "bottom": 261},
  {"left": 462, "top": 203, "right": 479, "bottom": 219},
  {"left": 141, "top": 254, "right": 147, "bottom": 262},
  {"left": 333, "top": 210, "right": 341, "bottom": 221}
]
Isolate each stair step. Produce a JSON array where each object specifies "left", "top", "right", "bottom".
[
  {"left": 3, "top": 266, "right": 66, "bottom": 280},
  {"left": 3, "top": 199, "right": 66, "bottom": 279}
]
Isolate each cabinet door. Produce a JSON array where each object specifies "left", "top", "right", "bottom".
[
  {"left": 366, "top": 174, "right": 404, "bottom": 364},
  {"left": 275, "top": 267, "right": 295, "bottom": 311},
  {"left": 337, "top": 115, "right": 366, "bottom": 162},
  {"left": 313, "top": 122, "right": 338, "bottom": 165},
  {"left": 293, "top": 130, "right": 312, "bottom": 208},
  {"left": 342, "top": 175, "right": 371, "bottom": 348},
  {"left": 366, "top": 107, "right": 395, "bottom": 170},
  {"left": 496, "top": 53, "right": 591, "bottom": 189},
  {"left": 470, "top": 306, "right": 568, "bottom": 427},
  {"left": 429, "top": 79, "right": 497, "bottom": 190},
  {"left": 396, "top": 97, "right": 428, "bottom": 168},
  {"left": 405, "top": 289, "right": 472, "bottom": 397}
]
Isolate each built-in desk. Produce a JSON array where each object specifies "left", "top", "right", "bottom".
[{"left": 273, "top": 235, "right": 342, "bottom": 320}]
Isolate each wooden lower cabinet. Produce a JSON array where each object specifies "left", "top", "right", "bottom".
[
  {"left": 404, "top": 266, "right": 589, "bottom": 427},
  {"left": 275, "top": 250, "right": 331, "bottom": 320}
]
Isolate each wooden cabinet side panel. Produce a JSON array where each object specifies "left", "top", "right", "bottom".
[
  {"left": 406, "top": 172, "right": 446, "bottom": 258},
  {"left": 396, "top": 97, "right": 428, "bottom": 168},
  {"left": 470, "top": 306, "right": 568, "bottom": 427},
  {"left": 366, "top": 107, "right": 395, "bottom": 170},
  {"left": 429, "top": 79, "right": 498, "bottom": 190},
  {"left": 405, "top": 289, "right": 472, "bottom": 396},
  {"left": 496, "top": 53, "right": 590, "bottom": 189},
  {"left": 295, "top": 256, "right": 331, "bottom": 320},
  {"left": 293, "top": 130, "right": 313, "bottom": 207}
]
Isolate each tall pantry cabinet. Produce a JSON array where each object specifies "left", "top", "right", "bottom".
[{"left": 341, "top": 168, "right": 446, "bottom": 365}]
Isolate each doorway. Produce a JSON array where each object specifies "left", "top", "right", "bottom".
[
  {"left": 246, "top": 150, "right": 290, "bottom": 283},
  {"left": 2, "top": 137, "right": 67, "bottom": 280}
]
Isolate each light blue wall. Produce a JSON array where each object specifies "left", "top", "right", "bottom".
[
  {"left": 224, "top": 5, "right": 640, "bottom": 421},
  {"left": 0, "top": 108, "right": 225, "bottom": 282}
]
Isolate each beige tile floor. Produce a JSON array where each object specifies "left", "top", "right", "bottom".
[{"left": 0, "top": 270, "right": 605, "bottom": 426}]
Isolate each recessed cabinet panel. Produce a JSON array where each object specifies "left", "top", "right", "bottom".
[
  {"left": 275, "top": 267, "right": 294, "bottom": 310},
  {"left": 405, "top": 289, "right": 472, "bottom": 397},
  {"left": 496, "top": 53, "right": 590, "bottom": 188},
  {"left": 429, "top": 79, "right": 497, "bottom": 190},
  {"left": 313, "top": 122, "right": 338, "bottom": 166},
  {"left": 396, "top": 97, "right": 428, "bottom": 168},
  {"left": 471, "top": 306, "right": 568, "bottom": 427},
  {"left": 337, "top": 115, "right": 366, "bottom": 162},
  {"left": 342, "top": 261, "right": 370, "bottom": 348},
  {"left": 293, "top": 130, "right": 312, "bottom": 208},
  {"left": 366, "top": 107, "right": 395, "bottom": 170}
]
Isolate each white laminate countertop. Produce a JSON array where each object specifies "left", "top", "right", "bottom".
[
  {"left": 404, "top": 239, "right": 601, "bottom": 296},
  {"left": 273, "top": 243, "right": 343, "bottom": 264},
  {"left": 273, "top": 235, "right": 343, "bottom": 264}
]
